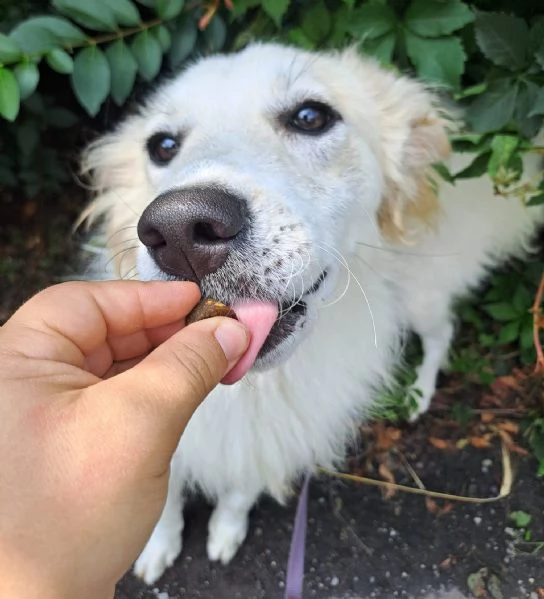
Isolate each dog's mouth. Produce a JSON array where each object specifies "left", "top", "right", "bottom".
[{"left": 222, "top": 270, "right": 328, "bottom": 384}]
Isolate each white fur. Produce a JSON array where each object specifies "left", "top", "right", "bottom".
[{"left": 79, "top": 43, "right": 544, "bottom": 584}]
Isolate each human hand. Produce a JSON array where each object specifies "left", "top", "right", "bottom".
[{"left": 0, "top": 281, "right": 249, "bottom": 599}]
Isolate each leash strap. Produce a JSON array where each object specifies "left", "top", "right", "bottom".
[{"left": 284, "top": 472, "right": 311, "bottom": 599}]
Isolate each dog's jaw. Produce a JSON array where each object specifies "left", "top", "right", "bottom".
[{"left": 136, "top": 242, "right": 333, "bottom": 374}]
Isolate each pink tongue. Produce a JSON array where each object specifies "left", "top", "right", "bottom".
[{"left": 221, "top": 301, "right": 278, "bottom": 385}]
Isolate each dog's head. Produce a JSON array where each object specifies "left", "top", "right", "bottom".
[{"left": 81, "top": 43, "right": 450, "bottom": 381}]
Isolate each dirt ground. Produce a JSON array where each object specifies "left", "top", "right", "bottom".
[{"left": 1, "top": 186, "right": 543, "bottom": 599}]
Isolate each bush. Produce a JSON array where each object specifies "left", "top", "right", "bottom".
[{"left": 1, "top": 0, "right": 543, "bottom": 199}]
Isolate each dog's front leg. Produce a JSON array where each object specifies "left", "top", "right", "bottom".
[
  {"left": 409, "top": 312, "right": 454, "bottom": 421},
  {"left": 133, "top": 461, "right": 185, "bottom": 585},
  {"left": 207, "top": 487, "right": 261, "bottom": 564}
]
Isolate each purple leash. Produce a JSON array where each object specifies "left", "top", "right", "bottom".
[{"left": 284, "top": 472, "right": 311, "bottom": 599}]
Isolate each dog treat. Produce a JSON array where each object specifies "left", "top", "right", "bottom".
[{"left": 186, "top": 298, "right": 238, "bottom": 324}]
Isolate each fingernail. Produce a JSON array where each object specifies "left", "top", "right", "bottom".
[{"left": 214, "top": 320, "right": 249, "bottom": 363}]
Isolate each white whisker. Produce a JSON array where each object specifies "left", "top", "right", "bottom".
[{"left": 317, "top": 242, "right": 378, "bottom": 348}]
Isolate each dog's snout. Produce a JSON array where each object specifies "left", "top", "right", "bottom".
[{"left": 137, "top": 186, "right": 249, "bottom": 281}]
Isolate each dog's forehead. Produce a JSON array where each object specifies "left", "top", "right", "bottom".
[{"left": 161, "top": 44, "right": 332, "bottom": 114}]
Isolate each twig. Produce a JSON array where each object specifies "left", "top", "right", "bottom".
[
  {"left": 318, "top": 442, "right": 513, "bottom": 504},
  {"left": 531, "top": 271, "right": 544, "bottom": 372}
]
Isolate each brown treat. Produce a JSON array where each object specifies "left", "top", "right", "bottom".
[{"left": 186, "top": 298, "right": 238, "bottom": 324}]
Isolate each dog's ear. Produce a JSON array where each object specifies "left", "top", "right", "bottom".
[
  {"left": 341, "top": 48, "right": 452, "bottom": 241},
  {"left": 378, "top": 104, "right": 451, "bottom": 242},
  {"left": 78, "top": 117, "right": 150, "bottom": 277}
]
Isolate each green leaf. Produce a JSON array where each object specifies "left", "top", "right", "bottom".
[
  {"left": 25, "top": 16, "right": 87, "bottom": 45},
  {"left": 71, "top": 46, "right": 111, "bottom": 116},
  {"left": 520, "top": 319, "right": 535, "bottom": 350},
  {"left": 405, "top": 0, "right": 474, "bottom": 37},
  {"left": 154, "top": 25, "right": 171, "bottom": 52},
  {"left": 262, "top": 0, "right": 290, "bottom": 27},
  {"left": 105, "top": 40, "right": 137, "bottom": 105},
  {"left": 465, "top": 79, "right": 518, "bottom": 134},
  {"left": 14, "top": 62, "right": 40, "bottom": 100},
  {"left": 328, "top": 5, "right": 351, "bottom": 47},
  {"left": 498, "top": 320, "right": 520, "bottom": 345},
  {"left": 134, "top": 0, "right": 155, "bottom": 6},
  {"left": 23, "top": 93, "right": 46, "bottom": 115},
  {"left": 432, "top": 162, "right": 455, "bottom": 183},
  {"left": 47, "top": 107, "right": 79, "bottom": 127},
  {"left": 287, "top": 28, "right": 316, "bottom": 50},
  {"left": 514, "top": 81, "right": 542, "bottom": 139},
  {"left": 454, "top": 82, "right": 487, "bottom": 101},
  {"left": 512, "top": 285, "right": 531, "bottom": 315},
  {"left": 348, "top": 1, "right": 396, "bottom": 40},
  {"left": 107, "top": 0, "right": 142, "bottom": 26},
  {"left": 488, "top": 134, "right": 519, "bottom": 178},
  {"left": 360, "top": 33, "right": 396, "bottom": 64},
  {"left": 231, "top": 0, "right": 261, "bottom": 17},
  {"left": 526, "top": 192, "right": 544, "bottom": 207},
  {"left": 509, "top": 510, "right": 532, "bottom": 528},
  {"left": 204, "top": 15, "right": 227, "bottom": 53},
  {"left": 9, "top": 20, "right": 59, "bottom": 54},
  {"left": 52, "top": 0, "right": 118, "bottom": 32},
  {"left": 157, "top": 0, "right": 184, "bottom": 20},
  {"left": 529, "top": 17, "right": 544, "bottom": 54},
  {"left": 15, "top": 119, "right": 41, "bottom": 156},
  {"left": 404, "top": 32, "right": 466, "bottom": 89},
  {"left": 131, "top": 31, "right": 162, "bottom": 81},
  {"left": 301, "top": 0, "right": 331, "bottom": 44},
  {"left": 451, "top": 132, "right": 494, "bottom": 154},
  {"left": 168, "top": 28, "right": 196, "bottom": 69},
  {"left": 536, "top": 42, "right": 544, "bottom": 71},
  {"left": 0, "top": 33, "right": 21, "bottom": 63},
  {"left": 484, "top": 301, "right": 519, "bottom": 322},
  {"left": 474, "top": 11, "right": 529, "bottom": 71},
  {"left": 0, "top": 67, "right": 20, "bottom": 121},
  {"left": 169, "top": 18, "right": 198, "bottom": 68},
  {"left": 529, "top": 87, "right": 544, "bottom": 117},
  {"left": 454, "top": 151, "right": 490, "bottom": 179},
  {"left": 46, "top": 48, "right": 74, "bottom": 74}
]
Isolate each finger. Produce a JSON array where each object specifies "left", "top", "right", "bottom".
[
  {"left": 85, "top": 321, "right": 185, "bottom": 377},
  {"left": 90, "top": 316, "right": 250, "bottom": 458},
  {"left": 3, "top": 281, "right": 200, "bottom": 367}
]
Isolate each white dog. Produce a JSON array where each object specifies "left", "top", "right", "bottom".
[{"left": 80, "top": 43, "right": 544, "bottom": 584}]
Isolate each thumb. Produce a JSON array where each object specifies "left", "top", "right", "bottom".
[{"left": 94, "top": 316, "right": 249, "bottom": 452}]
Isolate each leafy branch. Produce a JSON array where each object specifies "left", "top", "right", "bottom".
[{"left": 0, "top": 0, "right": 231, "bottom": 119}]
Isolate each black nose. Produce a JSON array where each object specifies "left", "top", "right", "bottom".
[{"left": 137, "top": 186, "right": 249, "bottom": 281}]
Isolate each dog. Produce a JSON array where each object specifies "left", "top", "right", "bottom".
[{"left": 79, "top": 43, "right": 544, "bottom": 584}]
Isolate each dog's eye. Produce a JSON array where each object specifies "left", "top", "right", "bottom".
[
  {"left": 286, "top": 101, "right": 339, "bottom": 135},
  {"left": 146, "top": 133, "right": 180, "bottom": 166}
]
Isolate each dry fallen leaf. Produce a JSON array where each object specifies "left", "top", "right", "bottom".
[
  {"left": 378, "top": 462, "right": 397, "bottom": 499},
  {"left": 439, "top": 555, "right": 457, "bottom": 569},
  {"left": 470, "top": 435, "right": 493, "bottom": 449},
  {"left": 429, "top": 437, "right": 450, "bottom": 450},
  {"left": 426, "top": 497, "right": 454, "bottom": 516},
  {"left": 375, "top": 424, "right": 402, "bottom": 451},
  {"left": 467, "top": 569, "right": 488, "bottom": 597},
  {"left": 497, "top": 420, "right": 519, "bottom": 435},
  {"left": 480, "top": 412, "right": 495, "bottom": 424}
]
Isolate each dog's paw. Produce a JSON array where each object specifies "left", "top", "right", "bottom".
[
  {"left": 406, "top": 382, "right": 432, "bottom": 423},
  {"left": 206, "top": 510, "right": 248, "bottom": 565},
  {"left": 134, "top": 527, "right": 182, "bottom": 585}
]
